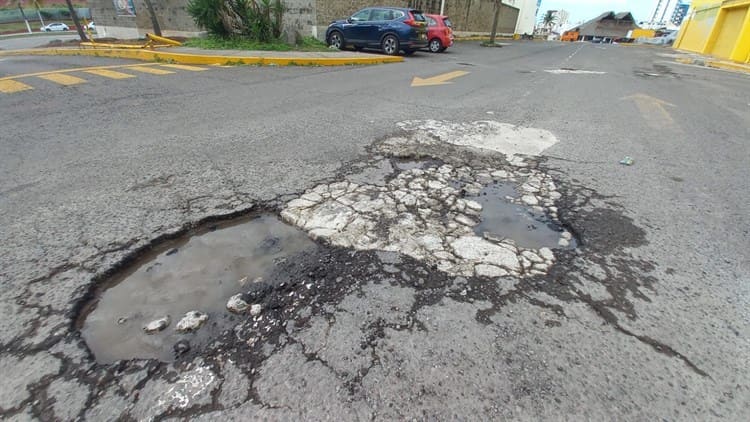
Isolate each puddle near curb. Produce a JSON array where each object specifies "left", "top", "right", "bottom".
[
  {"left": 472, "top": 183, "right": 575, "bottom": 250},
  {"left": 79, "top": 215, "right": 316, "bottom": 363}
]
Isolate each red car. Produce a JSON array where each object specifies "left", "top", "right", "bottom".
[{"left": 425, "top": 14, "right": 453, "bottom": 53}]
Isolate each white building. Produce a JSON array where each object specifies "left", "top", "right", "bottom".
[{"left": 503, "top": 0, "right": 539, "bottom": 35}]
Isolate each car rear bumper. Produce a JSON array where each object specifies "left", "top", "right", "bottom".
[{"left": 404, "top": 40, "right": 429, "bottom": 49}]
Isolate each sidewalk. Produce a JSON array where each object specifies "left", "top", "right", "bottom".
[
  {"left": 668, "top": 50, "right": 750, "bottom": 75},
  {"left": 0, "top": 45, "right": 404, "bottom": 66}
]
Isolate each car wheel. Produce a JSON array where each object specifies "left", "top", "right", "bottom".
[
  {"left": 381, "top": 34, "right": 399, "bottom": 56},
  {"left": 45, "top": 28, "right": 50, "bottom": 32},
  {"left": 428, "top": 38, "right": 443, "bottom": 53},
  {"left": 328, "top": 31, "right": 344, "bottom": 50}
]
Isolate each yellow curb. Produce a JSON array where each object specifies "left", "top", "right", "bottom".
[
  {"left": 0, "top": 47, "right": 404, "bottom": 66},
  {"left": 705, "top": 60, "right": 750, "bottom": 74},
  {"left": 455, "top": 36, "right": 514, "bottom": 41}
]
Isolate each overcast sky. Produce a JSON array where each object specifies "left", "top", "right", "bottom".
[{"left": 539, "top": 0, "right": 661, "bottom": 24}]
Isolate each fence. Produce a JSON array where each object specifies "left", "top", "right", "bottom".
[{"left": 0, "top": 7, "right": 91, "bottom": 24}]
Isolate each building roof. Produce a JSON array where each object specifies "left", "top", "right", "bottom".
[{"left": 572, "top": 11, "right": 639, "bottom": 37}]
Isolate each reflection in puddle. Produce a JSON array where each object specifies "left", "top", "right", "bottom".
[
  {"left": 80, "top": 215, "right": 316, "bottom": 363},
  {"left": 472, "top": 183, "right": 575, "bottom": 250}
]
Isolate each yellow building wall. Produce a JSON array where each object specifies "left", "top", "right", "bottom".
[
  {"left": 676, "top": 5, "right": 721, "bottom": 52},
  {"left": 710, "top": 6, "right": 748, "bottom": 58},
  {"left": 675, "top": 0, "right": 750, "bottom": 63},
  {"left": 631, "top": 29, "right": 656, "bottom": 38}
]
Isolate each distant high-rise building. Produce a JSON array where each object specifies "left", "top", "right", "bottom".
[
  {"left": 671, "top": 1, "right": 690, "bottom": 26},
  {"left": 648, "top": 0, "right": 686, "bottom": 26}
]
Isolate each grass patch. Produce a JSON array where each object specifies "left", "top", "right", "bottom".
[{"left": 182, "top": 36, "right": 330, "bottom": 52}]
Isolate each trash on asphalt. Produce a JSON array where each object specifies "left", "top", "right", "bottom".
[{"left": 619, "top": 156, "right": 634, "bottom": 166}]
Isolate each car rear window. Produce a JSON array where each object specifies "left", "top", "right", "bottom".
[
  {"left": 410, "top": 10, "right": 426, "bottom": 22},
  {"left": 443, "top": 18, "right": 453, "bottom": 28}
]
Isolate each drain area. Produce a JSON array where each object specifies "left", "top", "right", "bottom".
[{"left": 78, "top": 214, "right": 316, "bottom": 363}]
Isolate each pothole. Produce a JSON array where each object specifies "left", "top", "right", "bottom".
[
  {"left": 78, "top": 214, "right": 317, "bottom": 363},
  {"left": 471, "top": 182, "right": 575, "bottom": 250}
]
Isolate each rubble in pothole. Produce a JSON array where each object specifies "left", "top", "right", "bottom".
[{"left": 281, "top": 133, "right": 574, "bottom": 280}]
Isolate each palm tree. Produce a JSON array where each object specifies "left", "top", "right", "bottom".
[
  {"left": 142, "top": 0, "right": 163, "bottom": 36},
  {"left": 64, "top": 0, "right": 88, "bottom": 41},
  {"left": 32, "top": 0, "right": 45, "bottom": 28},
  {"left": 6, "top": 0, "right": 32, "bottom": 33},
  {"left": 542, "top": 10, "right": 558, "bottom": 30},
  {"left": 489, "top": 0, "right": 503, "bottom": 44}
]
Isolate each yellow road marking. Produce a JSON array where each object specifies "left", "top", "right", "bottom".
[
  {"left": 411, "top": 70, "right": 469, "bottom": 87},
  {"left": 0, "top": 79, "right": 32, "bottom": 93},
  {"left": 127, "top": 66, "right": 175, "bottom": 75},
  {"left": 84, "top": 69, "right": 135, "bottom": 79},
  {"left": 37, "top": 73, "right": 86, "bottom": 86},
  {"left": 621, "top": 93, "right": 676, "bottom": 129},
  {"left": 0, "top": 63, "right": 161, "bottom": 82},
  {"left": 159, "top": 64, "right": 207, "bottom": 72}
]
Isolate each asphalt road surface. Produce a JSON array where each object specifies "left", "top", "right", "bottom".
[
  {"left": 1, "top": 41, "right": 749, "bottom": 420},
  {"left": 0, "top": 33, "right": 78, "bottom": 50}
]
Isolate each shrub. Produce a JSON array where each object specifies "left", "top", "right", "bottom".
[{"left": 187, "top": 0, "right": 284, "bottom": 42}]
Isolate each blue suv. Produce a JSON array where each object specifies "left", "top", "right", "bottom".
[{"left": 326, "top": 7, "right": 429, "bottom": 56}]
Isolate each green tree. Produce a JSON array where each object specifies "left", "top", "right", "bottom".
[
  {"left": 187, "top": 0, "right": 284, "bottom": 42},
  {"left": 542, "top": 10, "right": 558, "bottom": 30}
]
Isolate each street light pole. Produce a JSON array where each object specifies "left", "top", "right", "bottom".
[{"left": 440, "top": 0, "right": 445, "bottom": 15}]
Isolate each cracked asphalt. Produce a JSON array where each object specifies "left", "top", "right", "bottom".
[{"left": 1, "top": 41, "right": 749, "bottom": 420}]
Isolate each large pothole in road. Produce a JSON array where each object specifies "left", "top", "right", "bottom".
[
  {"left": 78, "top": 120, "right": 578, "bottom": 364},
  {"left": 78, "top": 215, "right": 316, "bottom": 363}
]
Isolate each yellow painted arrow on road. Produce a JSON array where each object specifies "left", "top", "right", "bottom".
[
  {"left": 411, "top": 70, "right": 469, "bottom": 87},
  {"left": 621, "top": 93, "right": 677, "bottom": 129}
]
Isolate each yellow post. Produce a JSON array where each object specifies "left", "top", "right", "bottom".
[{"left": 146, "top": 33, "right": 182, "bottom": 46}]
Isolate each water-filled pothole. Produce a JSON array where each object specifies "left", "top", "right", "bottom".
[
  {"left": 79, "top": 214, "right": 316, "bottom": 363},
  {"left": 471, "top": 183, "right": 576, "bottom": 250}
]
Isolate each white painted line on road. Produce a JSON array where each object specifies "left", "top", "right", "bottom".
[
  {"left": 544, "top": 69, "right": 606, "bottom": 75},
  {"left": 564, "top": 43, "right": 586, "bottom": 62}
]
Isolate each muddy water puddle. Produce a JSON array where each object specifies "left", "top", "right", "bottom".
[
  {"left": 472, "top": 183, "right": 575, "bottom": 250},
  {"left": 79, "top": 215, "right": 316, "bottom": 363}
]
